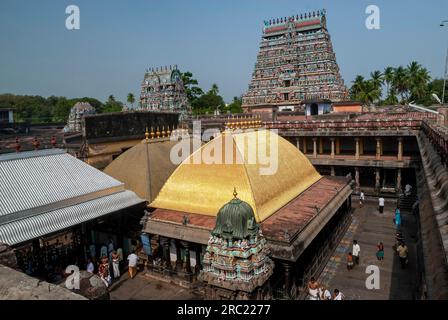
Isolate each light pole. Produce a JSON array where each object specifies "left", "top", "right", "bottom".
[{"left": 440, "top": 20, "right": 448, "bottom": 104}]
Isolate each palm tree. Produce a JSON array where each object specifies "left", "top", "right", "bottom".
[
  {"left": 370, "top": 70, "right": 383, "bottom": 103},
  {"left": 210, "top": 84, "right": 219, "bottom": 96},
  {"left": 358, "top": 80, "right": 381, "bottom": 105},
  {"left": 350, "top": 76, "right": 381, "bottom": 105},
  {"left": 350, "top": 75, "right": 365, "bottom": 99},
  {"left": 108, "top": 95, "right": 115, "bottom": 102},
  {"left": 383, "top": 67, "right": 395, "bottom": 98},
  {"left": 392, "top": 66, "right": 410, "bottom": 104},
  {"left": 406, "top": 62, "right": 431, "bottom": 102},
  {"left": 127, "top": 93, "right": 135, "bottom": 108},
  {"left": 370, "top": 70, "right": 384, "bottom": 90}
]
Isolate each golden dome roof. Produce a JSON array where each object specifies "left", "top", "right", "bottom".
[
  {"left": 104, "top": 138, "right": 202, "bottom": 203},
  {"left": 150, "top": 129, "right": 321, "bottom": 222}
]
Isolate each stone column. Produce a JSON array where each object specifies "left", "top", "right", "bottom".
[
  {"left": 160, "top": 237, "right": 172, "bottom": 271},
  {"left": 331, "top": 166, "right": 335, "bottom": 176},
  {"left": 181, "top": 241, "right": 192, "bottom": 274},
  {"left": 175, "top": 240, "right": 183, "bottom": 272},
  {"left": 296, "top": 137, "right": 300, "bottom": 150},
  {"left": 195, "top": 245, "right": 202, "bottom": 274},
  {"left": 355, "top": 167, "right": 360, "bottom": 193},
  {"left": 396, "top": 168, "right": 402, "bottom": 194},
  {"left": 355, "top": 138, "right": 360, "bottom": 160},
  {"left": 376, "top": 138, "right": 382, "bottom": 160},
  {"left": 312, "top": 137, "right": 317, "bottom": 158},
  {"left": 330, "top": 138, "right": 335, "bottom": 159},
  {"left": 397, "top": 137, "right": 403, "bottom": 161},
  {"left": 319, "top": 137, "right": 323, "bottom": 154},
  {"left": 303, "top": 137, "right": 307, "bottom": 154},
  {"left": 375, "top": 168, "right": 381, "bottom": 193},
  {"left": 282, "top": 261, "right": 292, "bottom": 299}
]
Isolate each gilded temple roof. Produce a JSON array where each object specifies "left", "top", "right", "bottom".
[
  {"left": 104, "top": 137, "right": 202, "bottom": 203},
  {"left": 150, "top": 129, "right": 322, "bottom": 222}
]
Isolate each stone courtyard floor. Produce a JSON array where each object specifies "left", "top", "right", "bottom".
[
  {"left": 318, "top": 197, "right": 418, "bottom": 299},
  {"left": 109, "top": 272, "right": 203, "bottom": 300},
  {"left": 109, "top": 197, "right": 419, "bottom": 300}
]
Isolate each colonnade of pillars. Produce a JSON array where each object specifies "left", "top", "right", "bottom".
[
  {"left": 295, "top": 136, "right": 404, "bottom": 161},
  {"left": 152, "top": 236, "right": 202, "bottom": 279},
  {"left": 353, "top": 167, "right": 402, "bottom": 194}
]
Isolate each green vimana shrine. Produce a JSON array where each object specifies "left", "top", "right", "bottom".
[{"left": 199, "top": 190, "right": 274, "bottom": 300}]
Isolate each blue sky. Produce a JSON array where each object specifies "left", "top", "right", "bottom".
[{"left": 0, "top": 0, "right": 447, "bottom": 103}]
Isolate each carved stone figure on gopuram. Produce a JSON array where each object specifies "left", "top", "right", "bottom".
[{"left": 198, "top": 188, "right": 274, "bottom": 300}]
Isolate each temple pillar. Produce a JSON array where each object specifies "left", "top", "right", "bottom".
[
  {"left": 375, "top": 168, "right": 381, "bottom": 193},
  {"left": 355, "top": 138, "right": 360, "bottom": 160},
  {"left": 160, "top": 237, "right": 172, "bottom": 272},
  {"left": 312, "top": 137, "right": 317, "bottom": 158},
  {"left": 330, "top": 138, "right": 335, "bottom": 159},
  {"left": 331, "top": 166, "right": 335, "bottom": 176},
  {"left": 303, "top": 137, "right": 307, "bottom": 154},
  {"left": 281, "top": 261, "right": 293, "bottom": 299},
  {"left": 319, "top": 137, "right": 323, "bottom": 154},
  {"left": 355, "top": 167, "right": 360, "bottom": 193},
  {"left": 296, "top": 137, "right": 300, "bottom": 151},
  {"left": 175, "top": 240, "right": 183, "bottom": 272},
  {"left": 376, "top": 138, "right": 382, "bottom": 160},
  {"left": 335, "top": 137, "right": 340, "bottom": 155},
  {"left": 181, "top": 241, "right": 192, "bottom": 274},
  {"left": 195, "top": 245, "right": 202, "bottom": 274},
  {"left": 396, "top": 168, "right": 402, "bottom": 194},
  {"left": 397, "top": 137, "right": 403, "bottom": 161}
]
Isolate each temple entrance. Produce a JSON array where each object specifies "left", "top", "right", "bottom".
[{"left": 310, "top": 103, "right": 318, "bottom": 116}]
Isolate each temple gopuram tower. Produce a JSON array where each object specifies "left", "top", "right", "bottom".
[
  {"left": 199, "top": 189, "right": 274, "bottom": 300},
  {"left": 242, "top": 9, "right": 349, "bottom": 113},
  {"left": 140, "top": 65, "right": 190, "bottom": 119}
]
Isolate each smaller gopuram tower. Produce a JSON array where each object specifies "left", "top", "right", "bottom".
[{"left": 199, "top": 189, "right": 274, "bottom": 300}]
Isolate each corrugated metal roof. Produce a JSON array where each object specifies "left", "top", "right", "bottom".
[
  {"left": 0, "top": 149, "right": 145, "bottom": 245},
  {"left": 0, "top": 190, "right": 143, "bottom": 245},
  {"left": 0, "top": 149, "right": 123, "bottom": 217}
]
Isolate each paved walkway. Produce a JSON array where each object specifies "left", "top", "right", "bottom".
[
  {"left": 318, "top": 198, "right": 418, "bottom": 300},
  {"left": 109, "top": 272, "right": 202, "bottom": 300}
]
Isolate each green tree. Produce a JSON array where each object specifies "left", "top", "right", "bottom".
[
  {"left": 370, "top": 70, "right": 384, "bottom": 91},
  {"left": 392, "top": 66, "right": 410, "bottom": 104},
  {"left": 191, "top": 84, "right": 225, "bottom": 115},
  {"left": 405, "top": 62, "right": 431, "bottom": 103},
  {"left": 383, "top": 67, "right": 394, "bottom": 96},
  {"left": 102, "top": 95, "right": 123, "bottom": 113},
  {"left": 181, "top": 71, "right": 204, "bottom": 103},
  {"left": 350, "top": 76, "right": 381, "bottom": 105},
  {"left": 53, "top": 98, "right": 72, "bottom": 122},
  {"left": 127, "top": 93, "right": 135, "bottom": 108},
  {"left": 226, "top": 96, "right": 243, "bottom": 114}
]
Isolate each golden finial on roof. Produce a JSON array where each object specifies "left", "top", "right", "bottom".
[
  {"left": 161, "top": 125, "right": 166, "bottom": 138},
  {"left": 167, "top": 125, "right": 171, "bottom": 137},
  {"left": 233, "top": 187, "right": 238, "bottom": 198},
  {"left": 145, "top": 126, "right": 149, "bottom": 142},
  {"left": 150, "top": 126, "right": 155, "bottom": 139},
  {"left": 156, "top": 126, "right": 160, "bottom": 139}
]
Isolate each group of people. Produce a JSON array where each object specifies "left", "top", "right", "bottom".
[
  {"left": 346, "top": 240, "right": 361, "bottom": 271},
  {"left": 307, "top": 277, "right": 345, "bottom": 300},
  {"left": 358, "top": 191, "right": 409, "bottom": 269},
  {"left": 86, "top": 239, "right": 140, "bottom": 288}
]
